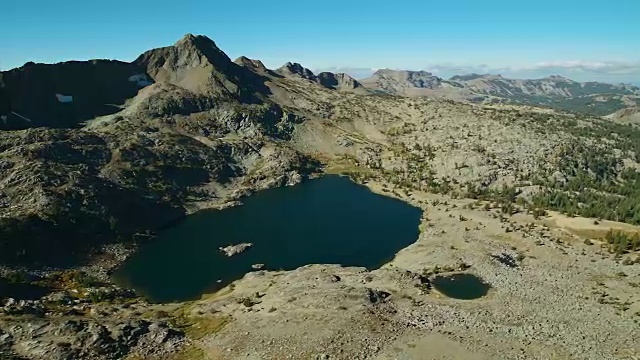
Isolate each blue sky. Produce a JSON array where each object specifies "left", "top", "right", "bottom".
[{"left": 2, "top": 0, "right": 639, "bottom": 83}]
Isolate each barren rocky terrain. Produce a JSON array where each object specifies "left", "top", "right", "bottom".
[
  {"left": 1, "top": 34, "right": 640, "bottom": 359},
  {"left": 607, "top": 106, "right": 640, "bottom": 124},
  {"left": 185, "top": 188, "right": 640, "bottom": 360}
]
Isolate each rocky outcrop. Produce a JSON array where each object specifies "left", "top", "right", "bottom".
[
  {"left": 276, "top": 62, "right": 317, "bottom": 81},
  {"left": 219, "top": 243, "right": 253, "bottom": 257},
  {"left": 359, "top": 69, "right": 456, "bottom": 97},
  {"left": 0, "top": 318, "right": 184, "bottom": 360},
  {"left": 606, "top": 106, "right": 640, "bottom": 123},
  {"left": 234, "top": 56, "right": 270, "bottom": 75},
  {"left": 316, "top": 72, "right": 363, "bottom": 91},
  {"left": 275, "top": 63, "right": 366, "bottom": 93}
]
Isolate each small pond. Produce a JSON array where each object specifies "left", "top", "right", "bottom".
[
  {"left": 113, "top": 175, "right": 423, "bottom": 303},
  {"left": 432, "top": 273, "right": 491, "bottom": 300}
]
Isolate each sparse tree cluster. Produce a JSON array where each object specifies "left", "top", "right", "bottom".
[{"left": 604, "top": 229, "right": 640, "bottom": 254}]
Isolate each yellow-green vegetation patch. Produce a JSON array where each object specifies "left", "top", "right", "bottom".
[
  {"left": 324, "top": 157, "right": 375, "bottom": 179},
  {"left": 45, "top": 270, "right": 102, "bottom": 291},
  {"left": 165, "top": 344, "right": 208, "bottom": 360},
  {"left": 603, "top": 229, "right": 640, "bottom": 254},
  {"left": 199, "top": 285, "right": 235, "bottom": 302},
  {"left": 171, "top": 303, "right": 230, "bottom": 340},
  {"left": 178, "top": 315, "right": 230, "bottom": 340},
  {"left": 561, "top": 227, "right": 611, "bottom": 241}
]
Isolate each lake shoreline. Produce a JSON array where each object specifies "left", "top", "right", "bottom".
[
  {"left": 112, "top": 174, "right": 423, "bottom": 303},
  {"left": 0, "top": 171, "right": 328, "bottom": 293}
]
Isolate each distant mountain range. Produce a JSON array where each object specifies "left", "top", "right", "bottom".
[
  {"left": 1, "top": 37, "right": 639, "bottom": 130},
  {"left": 268, "top": 65, "right": 640, "bottom": 116},
  {"left": 359, "top": 69, "right": 640, "bottom": 115}
]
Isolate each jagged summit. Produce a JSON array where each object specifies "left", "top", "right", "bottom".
[
  {"left": 173, "top": 33, "right": 232, "bottom": 67},
  {"left": 234, "top": 56, "right": 267, "bottom": 71},
  {"left": 316, "top": 72, "right": 363, "bottom": 91},
  {"left": 132, "top": 33, "right": 270, "bottom": 104},
  {"left": 276, "top": 62, "right": 317, "bottom": 80},
  {"left": 273, "top": 62, "right": 366, "bottom": 93},
  {"left": 134, "top": 34, "right": 236, "bottom": 94}
]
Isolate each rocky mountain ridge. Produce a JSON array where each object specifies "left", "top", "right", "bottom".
[
  {"left": 276, "top": 62, "right": 366, "bottom": 92},
  {"left": 359, "top": 69, "right": 640, "bottom": 115},
  {"left": 360, "top": 69, "right": 449, "bottom": 92}
]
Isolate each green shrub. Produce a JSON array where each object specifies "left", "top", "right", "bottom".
[{"left": 604, "top": 229, "right": 640, "bottom": 254}]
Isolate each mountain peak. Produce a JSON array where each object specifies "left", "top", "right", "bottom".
[
  {"left": 316, "top": 72, "right": 362, "bottom": 91},
  {"left": 276, "top": 62, "right": 316, "bottom": 80},
  {"left": 174, "top": 33, "right": 216, "bottom": 49},
  {"left": 234, "top": 56, "right": 268, "bottom": 73},
  {"left": 177, "top": 33, "right": 197, "bottom": 43},
  {"left": 171, "top": 34, "right": 231, "bottom": 66},
  {"left": 132, "top": 34, "right": 270, "bottom": 102}
]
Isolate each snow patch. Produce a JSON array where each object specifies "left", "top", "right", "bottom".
[
  {"left": 55, "top": 94, "right": 73, "bottom": 103},
  {"left": 128, "top": 73, "right": 153, "bottom": 87}
]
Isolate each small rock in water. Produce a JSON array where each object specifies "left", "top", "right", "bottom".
[
  {"left": 219, "top": 243, "right": 253, "bottom": 257},
  {"left": 251, "top": 263, "right": 265, "bottom": 270}
]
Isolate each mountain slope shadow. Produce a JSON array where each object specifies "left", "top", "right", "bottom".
[{"left": 0, "top": 34, "right": 276, "bottom": 130}]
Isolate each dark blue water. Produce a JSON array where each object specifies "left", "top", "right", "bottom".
[
  {"left": 432, "top": 274, "right": 490, "bottom": 299},
  {"left": 113, "top": 175, "right": 422, "bottom": 303},
  {"left": 0, "top": 278, "right": 50, "bottom": 300}
]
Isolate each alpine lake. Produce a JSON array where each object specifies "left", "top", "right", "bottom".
[{"left": 112, "top": 175, "right": 425, "bottom": 303}]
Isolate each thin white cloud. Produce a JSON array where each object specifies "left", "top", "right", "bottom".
[{"left": 520, "top": 61, "right": 640, "bottom": 75}]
